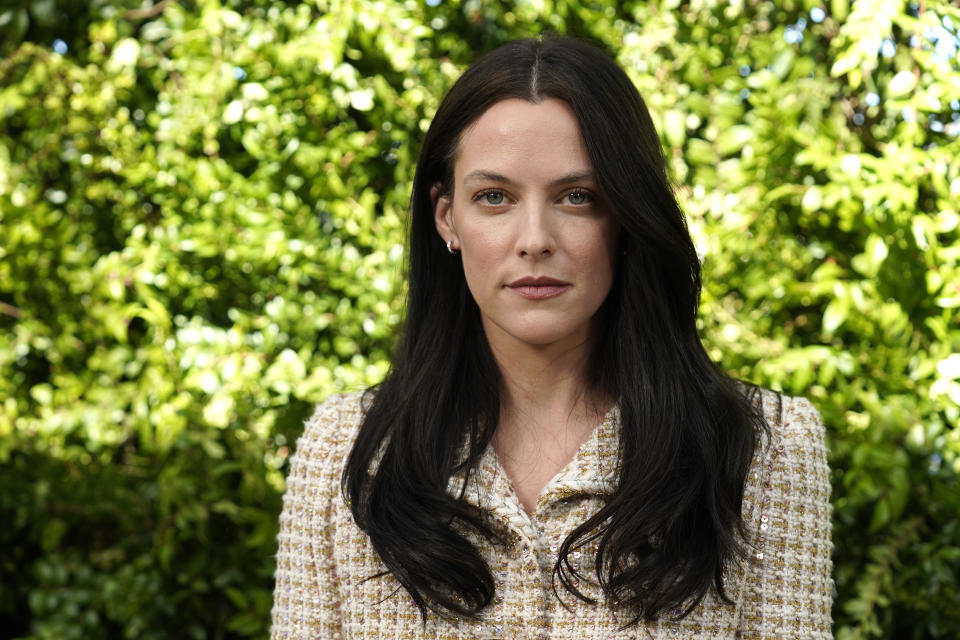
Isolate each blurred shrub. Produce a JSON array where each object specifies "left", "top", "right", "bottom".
[{"left": 1, "top": 0, "right": 957, "bottom": 638}]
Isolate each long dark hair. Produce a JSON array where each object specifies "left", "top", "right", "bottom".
[{"left": 343, "top": 35, "right": 764, "bottom": 625}]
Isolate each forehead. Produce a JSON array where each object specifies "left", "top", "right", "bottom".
[{"left": 454, "top": 98, "right": 593, "bottom": 182}]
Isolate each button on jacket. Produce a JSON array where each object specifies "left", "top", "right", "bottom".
[{"left": 271, "top": 389, "right": 833, "bottom": 639}]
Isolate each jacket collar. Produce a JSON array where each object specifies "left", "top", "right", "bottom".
[{"left": 446, "top": 405, "right": 620, "bottom": 537}]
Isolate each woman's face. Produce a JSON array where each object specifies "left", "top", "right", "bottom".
[{"left": 433, "top": 98, "right": 619, "bottom": 353}]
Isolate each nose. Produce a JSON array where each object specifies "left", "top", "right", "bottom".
[{"left": 514, "top": 202, "right": 555, "bottom": 258}]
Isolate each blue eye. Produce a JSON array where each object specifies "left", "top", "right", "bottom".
[
  {"left": 479, "top": 191, "right": 504, "bottom": 205},
  {"left": 566, "top": 190, "right": 591, "bottom": 205}
]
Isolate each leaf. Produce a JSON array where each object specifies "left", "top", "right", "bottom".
[
  {"left": 852, "top": 234, "right": 889, "bottom": 277},
  {"left": 869, "top": 496, "right": 892, "bottom": 532},
  {"left": 771, "top": 48, "right": 796, "bottom": 79},
  {"left": 822, "top": 297, "right": 849, "bottom": 335},
  {"left": 716, "top": 125, "right": 753, "bottom": 156},
  {"left": 831, "top": 0, "right": 849, "bottom": 21},
  {"left": 663, "top": 109, "right": 685, "bottom": 147},
  {"left": 802, "top": 186, "right": 823, "bottom": 212},
  {"left": 888, "top": 70, "right": 916, "bottom": 97},
  {"left": 831, "top": 52, "right": 860, "bottom": 78}
]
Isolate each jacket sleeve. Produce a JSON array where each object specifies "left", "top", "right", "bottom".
[
  {"left": 738, "top": 395, "right": 834, "bottom": 639},
  {"left": 271, "top": 397, "right": 347, "bottom": 639}
]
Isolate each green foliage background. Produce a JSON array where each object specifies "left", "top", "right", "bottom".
[{"left": 1, "top": 0, "right": 958, "bottom": 637}]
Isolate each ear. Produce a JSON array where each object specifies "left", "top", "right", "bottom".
[{"left": 431, "top": 183, "right": 458, "bottom": 249}]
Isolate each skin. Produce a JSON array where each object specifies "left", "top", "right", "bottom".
[{"left": 433, "top": 98, "right": 619, "bottom": 513}]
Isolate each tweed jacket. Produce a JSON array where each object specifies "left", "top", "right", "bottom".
[{"left": 271, "top": 389, "right": 833, "bottom": 639}]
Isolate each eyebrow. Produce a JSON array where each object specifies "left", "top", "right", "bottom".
[{"left": 462, "top": 169, "right": 596, "bottom": 188}]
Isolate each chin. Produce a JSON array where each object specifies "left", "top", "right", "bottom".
[
  {"left": 504, "top": 325, "right": 591, "bottom": 349},
  {"left": 481, "top": 311, "right": 596, "bottom": 351}
]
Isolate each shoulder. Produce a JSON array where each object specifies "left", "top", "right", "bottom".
[
  {"left": 272, "top": 391, "right": 371, "bottom": 637},
  {"left": 751, "top": 387, "right": 829, "bottom": 459},
  {"left": 738, "top": 386, "right": 832, "bottom": 517},
  {"left": 747, "top": 387, "right": 832, "bottom": 511},
  {"left": 287, "top": 390, "right": 369, "bottom": 480},
  {"left": 301, "top": 390, "right": 368, "bottom": 445},
  {"left": 736, "top": 388, "right": 834, "bottom": 634}
]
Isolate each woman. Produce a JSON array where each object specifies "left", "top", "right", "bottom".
[{"left": 272, "top": 36, "right": 833, "bottom": 639}]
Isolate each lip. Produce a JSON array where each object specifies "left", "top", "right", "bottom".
[
  {"left": 506, "top": 276, "right": 571, "bottom": 300},
  {"left": 507, "top": 276, "right": 570, "bottom": 287}
]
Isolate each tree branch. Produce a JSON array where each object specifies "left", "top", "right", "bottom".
[
  {"left": 0, "top": 301, "right": 22, "bottom": 319},
  {"left": 125, "top": 0, "right": 176, "bottom": 21}
]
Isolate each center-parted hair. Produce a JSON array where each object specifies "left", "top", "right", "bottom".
[{"left": 342, "top": 35, "right": 765, "bottom": 625}]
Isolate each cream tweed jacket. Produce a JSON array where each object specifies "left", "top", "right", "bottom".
[{"left": 271, "top": 390, "right": 833, "bottom": 639}]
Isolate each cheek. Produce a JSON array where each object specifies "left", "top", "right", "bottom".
[
  {"left": 571, "top": 229, "right": 618, "bottom": 282},
  {"left": 458, "top": 226, "right": 508, "bottom": 294},
  {"left": 458, "top": 220, "right": 509, "bottom": 266}
]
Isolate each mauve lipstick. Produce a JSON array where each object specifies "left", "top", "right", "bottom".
[{"left": 506, "top": 276, "right": 571, "bottom": 300}]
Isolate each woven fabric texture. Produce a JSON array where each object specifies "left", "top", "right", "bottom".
[{"left": 271, "top": 389, "right": 833, "bottom": 639}]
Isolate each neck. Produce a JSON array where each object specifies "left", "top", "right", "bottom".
[
  {"left": 483, "top": 320, "right": 612, "bottom": 513},
  {"left": 484, "top": 323, "right": 606, "bottom": 437}
]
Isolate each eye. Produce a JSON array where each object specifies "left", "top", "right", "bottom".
[
  {"left": 564, "top": 190, "right": 594, "bottom": 206},
  {"left": 475, "top": 190, "right": 506, "bottom": 206}
]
